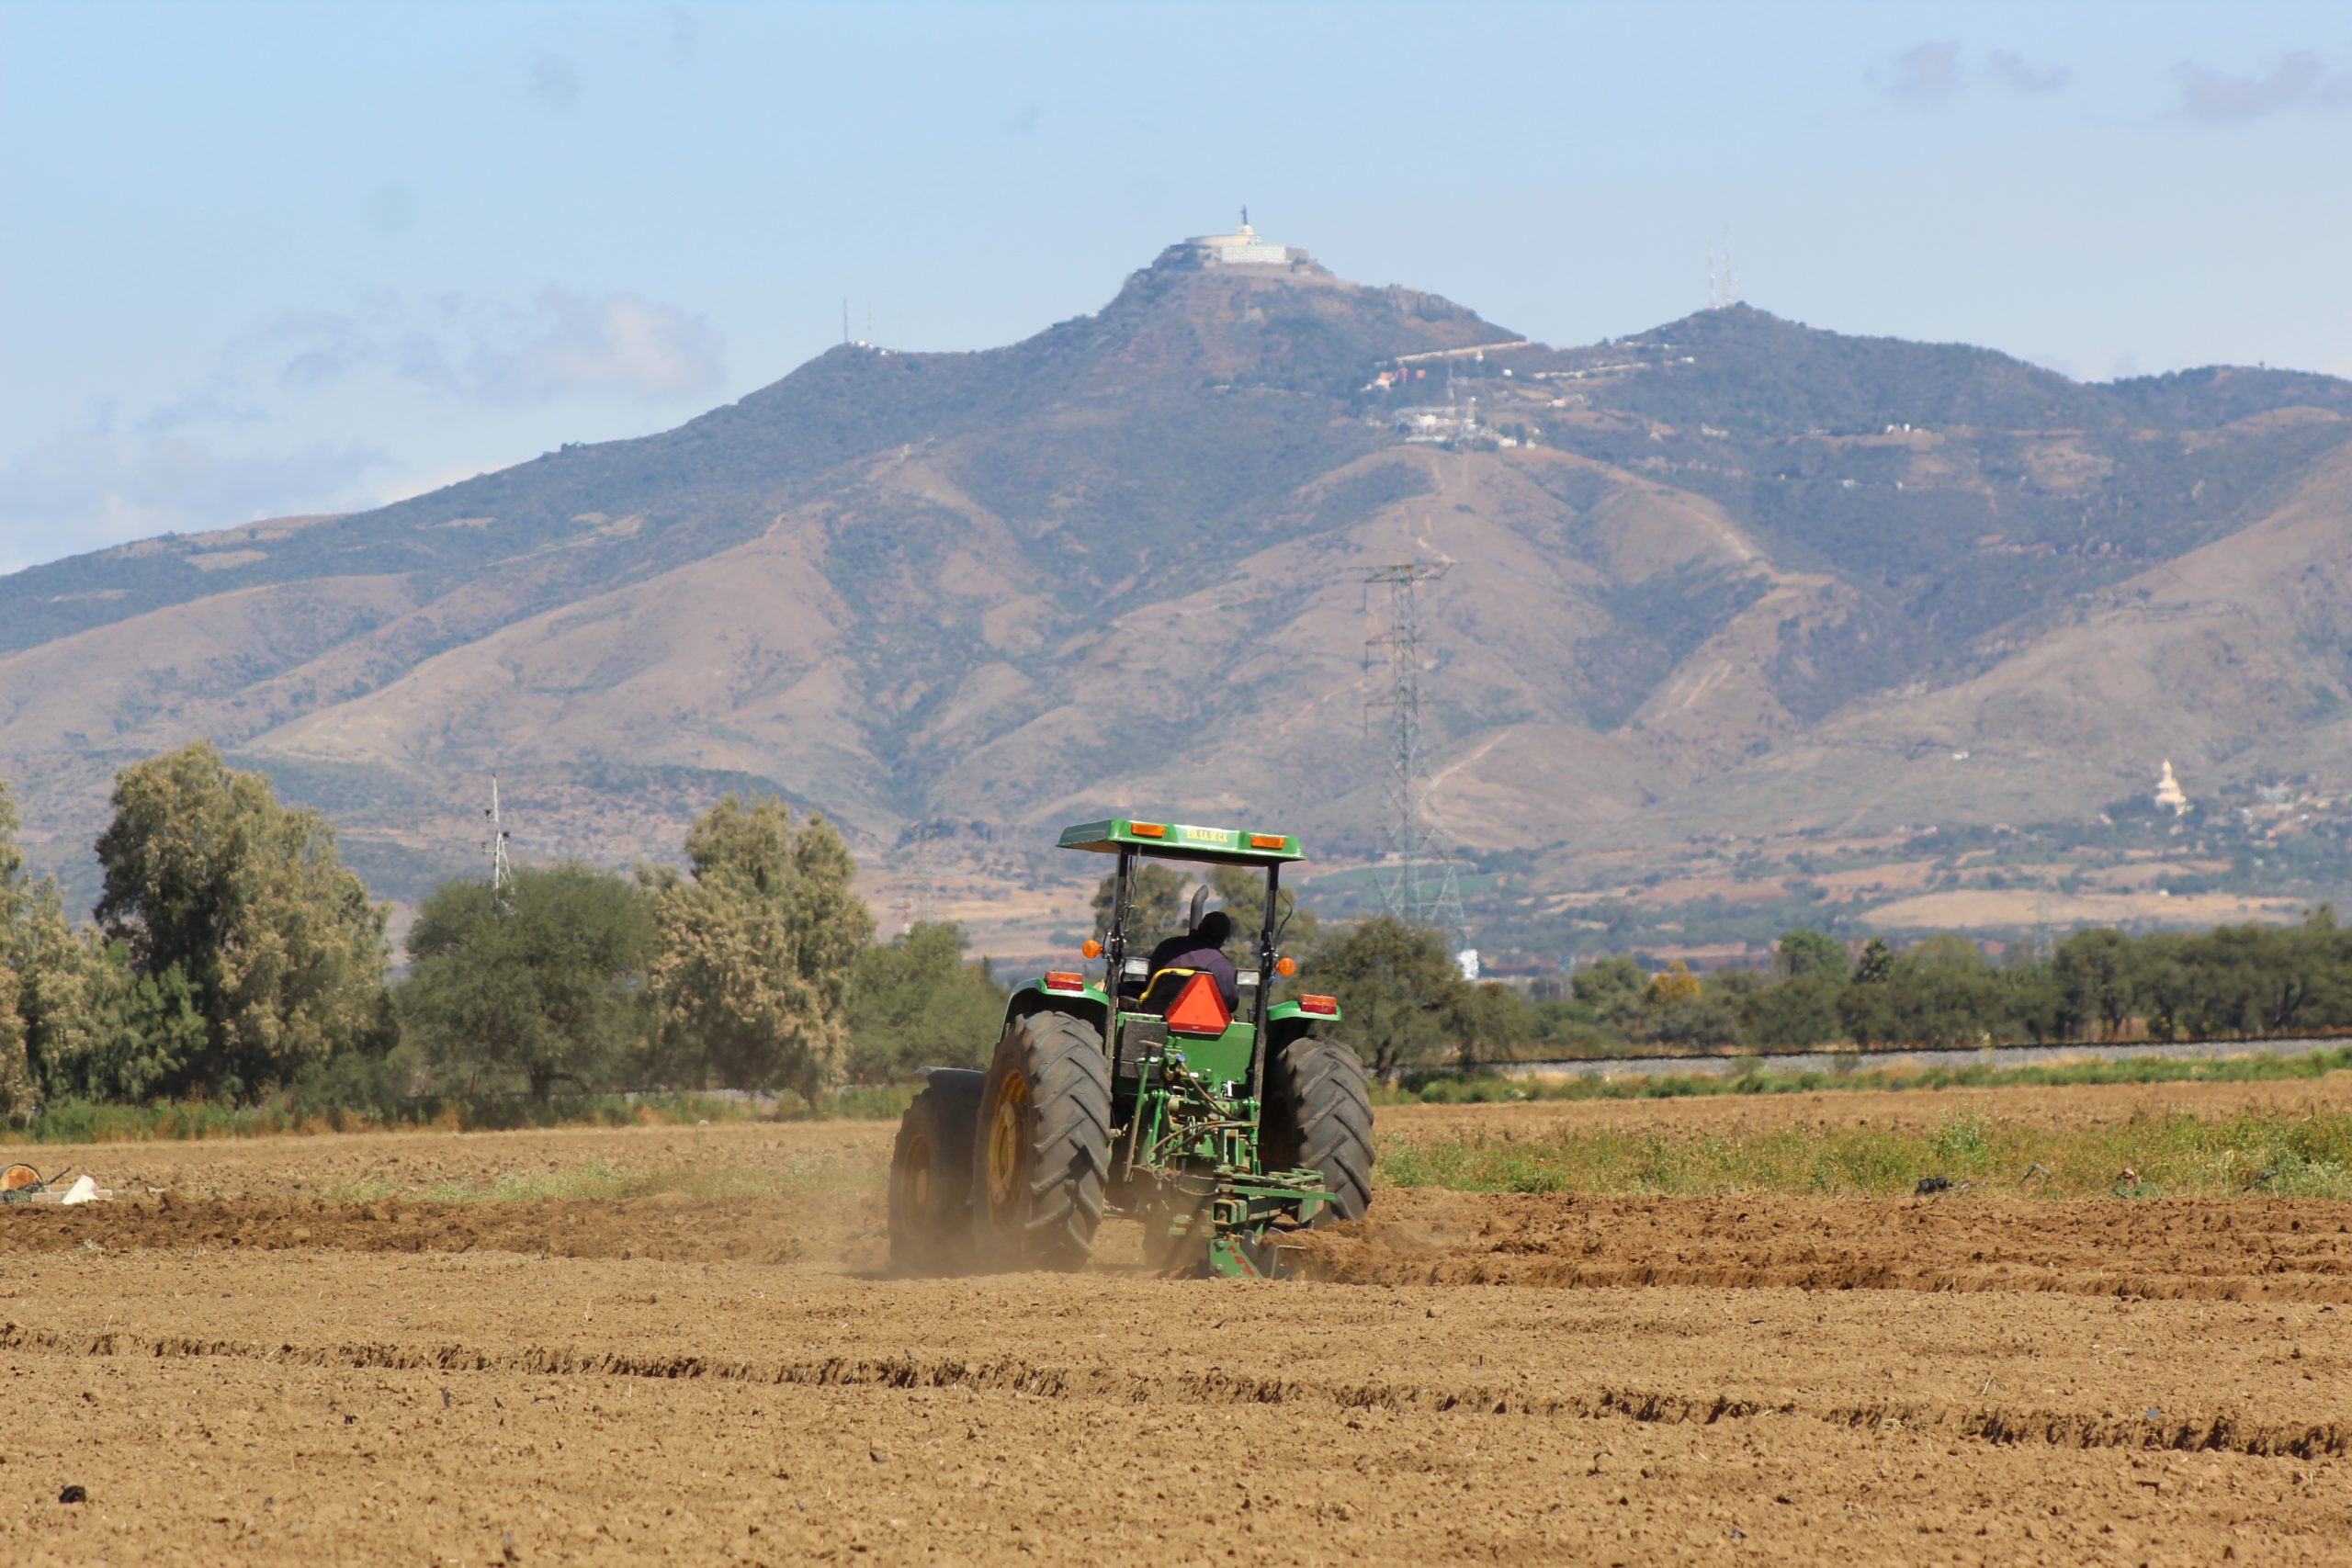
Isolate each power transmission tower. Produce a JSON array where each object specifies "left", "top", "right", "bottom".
[
  {"left": 1359, "top": 563, "right": 1468, "bottom": 950},
  {"left": 482, "top": 776, "right": 513, "bottom": 897}
]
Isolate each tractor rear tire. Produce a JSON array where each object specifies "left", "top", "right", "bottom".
[
  {"left": 971, "top": 1010, "right": 1112, "bottom": 1271},
  {"left": 888, "top": 1069, "right": 984, "bottom": 1274},
  {"left": 1261, "top": 1035, "right": 1374, "bottom": 1224}
]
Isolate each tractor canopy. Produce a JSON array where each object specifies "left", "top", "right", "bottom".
[{"left": 1057, "top": 818, "right": 1305, "bottom": 866}]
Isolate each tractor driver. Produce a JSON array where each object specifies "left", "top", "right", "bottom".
[{"left": 1143, "top": 908, "right": 1239, "bottom": 1010}]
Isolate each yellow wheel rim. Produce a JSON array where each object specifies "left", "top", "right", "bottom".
[
  {"left": 986, "top": 1069, "right": 1030, "bottom": 1212},
  {"left": 902, "top": 1130, "right": 932, "bottom": 1213}
]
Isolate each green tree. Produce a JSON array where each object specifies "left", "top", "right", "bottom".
[
  {"left": 1571, "top": 955, "right": 1646, "bottom": 1032},
  {"left": 2052, "top": 928, "right": 2138, "bottom": 1040},
  {"left": 1851, "top": 937, "right": 1895, "bottom": 986},
  {"left": 1091, "top": 862, "right": 1185, "bottom": 943},
  {"left": 0, "top": 783, "right": 38, "bottom": 1115},
  {"left": 1741, "top": 974, "right": 1843, "bottom": 1048},
  {"left": 1301, "top": 916, "right": 1469, "bottom": 1080},
  {"left": 1776, "top": 928, "right": 1850, "bottom": 985},
  {"left": 401, "top": 863, "right": 652, "bottom": 1101},
  {"left": 92, "top": 742, "right": 389, "bottom": 1100},
  {"left": 644, "top": 795, "right": 871, "bottom": 1100},
  {"left": 842, "top": 921, "right": 1008, "bottom": 1081},
  {"left": 1455, "top": 981, "right": 1535, "bottom": 1066}
]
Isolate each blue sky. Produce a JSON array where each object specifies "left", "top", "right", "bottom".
[{"left": 5, "top": 0, "right": 2349, "bottom": 572}]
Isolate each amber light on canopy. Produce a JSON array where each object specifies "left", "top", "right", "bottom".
[
  {"left": 1248, "top": 833, "right": 1286, "bottom": 850},
  {"left": 1129, "top": 821, "right": 1169, "bottom": 838}
]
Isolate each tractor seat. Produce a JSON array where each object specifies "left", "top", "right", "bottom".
[{"left": 1136, "top": 968, "right": 1233, "bottom": 1034}]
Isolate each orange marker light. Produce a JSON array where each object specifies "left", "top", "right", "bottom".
[
  {"left": 1299, "top": 993, "right": 1339, "bottom": 1015},
  {"left": 1249, "top": 833, "right": 1287, "bottom": 851},
  {"left": 1044, "top": 971, "right": 1085, "bottom": 991},
  {"left": 1129, "top": 821, "right": 1168, "bottom": 838},
  {"left": 1274, "top": 955, "right": 1297, "bottom": 977},
  {"left": 1080, "top": 939, "right": 1103, "bottom": 959}
]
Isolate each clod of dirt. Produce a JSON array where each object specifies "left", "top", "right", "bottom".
[
  {"left": 59, "top": 1484, "right": 86, "bottom": 1504},
  {"left": 1915, "top": 1176, "right": 1954, "bottom": 1196}
]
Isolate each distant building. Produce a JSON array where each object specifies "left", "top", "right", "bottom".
[{"left": 1178, "top": 210, "right": 1310, "bottom": 269}]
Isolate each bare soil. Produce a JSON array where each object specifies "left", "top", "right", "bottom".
[{"left": 4, "top": 1087, "right": 2347, "bottom": 1563}]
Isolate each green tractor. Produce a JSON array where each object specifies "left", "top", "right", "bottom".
[{"left": 887, "top": 817, "right": 1373, "bottom": 1279}]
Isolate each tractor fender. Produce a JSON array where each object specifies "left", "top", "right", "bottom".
[
  {"left": 1264, "top": 998, "right": 1343, "bottom": 1056},
  {"left": 1004, "top": 979, "right": 1110, "bottom": 1041}
]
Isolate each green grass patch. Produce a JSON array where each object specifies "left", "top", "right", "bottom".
[
  {"left": 3, "top": 1086, "right": 919, "bottom": 1146},
  {"left": 1383, "top": 1046, "right": 2352, "bottom": 1108},
  {"left": 1375, "top": 1108, "right": 2352, "bottom": 1200}
]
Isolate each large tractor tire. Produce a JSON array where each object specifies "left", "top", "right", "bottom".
[
  {"left": 1261, "top": 1035, "right": 1374, "bottom": 1225},
  {"left": 888, "top": 1069, "right": 985, "bottom": 1274},
  {"left": 971, "top": 1010, "right": 1112, "bottom": 1271}
]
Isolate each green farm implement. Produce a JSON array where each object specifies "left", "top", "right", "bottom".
[{"left": 887, "top": 818, "right": 1373, "bottom": 1279}]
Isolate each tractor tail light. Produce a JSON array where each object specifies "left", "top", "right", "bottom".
[
  {"left": 1299, "top": 993, "right": 1338, "bottom": 1016},
  {"left": 1044, "top": 971, "right": 1085, "bottom": 992},
  {"left": 1130, "top": 821, "right": 1168, "bottom": 838},
  {"left": 1249, "top": 833, "right": 1286, "bottom": 850}
]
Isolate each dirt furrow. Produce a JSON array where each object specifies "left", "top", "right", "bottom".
[{"left": 6, "top": 1320, "right": 2339, "bottom": 1462}]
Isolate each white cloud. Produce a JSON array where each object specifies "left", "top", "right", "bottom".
[
  {"left": 526, "top": 50, "right": 582, "bottom": 113},
  {"left": 258, "top": 288, "right": 726, "bottom": 407},
  {"left": 0, "top": 414, "right": 390, "bottom": 570},
  {"left": 2173, "top": 51, "right": 2352, "bottom": 124},
  {"left": 1877, "top": 42, "right": 2071, "bottom": 105}
]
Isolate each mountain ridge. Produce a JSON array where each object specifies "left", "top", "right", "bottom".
[{"left": 5, "top": 238, "right": 2349, "bottom": 954}]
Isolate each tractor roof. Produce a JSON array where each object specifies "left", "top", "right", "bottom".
[{"left": 1057, "top": 818, "right": 1305, "bottom": 865}]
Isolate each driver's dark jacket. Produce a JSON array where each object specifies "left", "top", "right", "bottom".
[{"left": 1141, "top": 933, "right": 1239, "bottom": 1009}]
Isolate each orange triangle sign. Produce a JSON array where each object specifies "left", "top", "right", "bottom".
[{"left": 1164, "top": 972, "right": 1232, "bottom": 1034}]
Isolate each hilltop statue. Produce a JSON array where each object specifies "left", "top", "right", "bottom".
[{"left": 2154, "top": 759, "right": 2190, "bottom": 817}]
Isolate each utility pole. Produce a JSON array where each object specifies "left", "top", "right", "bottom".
[
  {"left": 483, "top": 776, "right": 513, "bottom": 898},
  {"left": 1358, "top": 563, "right": 1468, "bottom": 950}
]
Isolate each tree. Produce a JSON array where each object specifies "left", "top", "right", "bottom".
[
  {"left": 1572, "top": 955, "right": 1646, "bottom": 1032},
  {"left": 401, "top": 863, "right": 652, "bottom": 1101},
  {"left": 843, "top": 921, "right": 1008, "bottom": 1081},
  {"left": 1851, "top": 937, "right": 1895, "bottom": 986},
  {"left": 92, "top": 742, "right": 390, "bottom": 1100},
  {"left": 1742, "top": 975, "right": 1842, "bottom": 1048},
  {"left": 644, "top": 795, "right": 870, "bottom": 1100},
  {"left": 1206, "top": 863, "right": 1321, "bottom": 959},
  {"left": 0, "top": 782, "right": 36, "bottom": 1116},
  {"left": 1776, "top": 928, "right": 1850, "bottom": 985},
  {"left": 2052, "top": 928, "right": 2138, "bottom": 1040},
  {"left": 1091, "top": 862, "right": 1185, "bottom": 943},
  {"left": 1301, "top": 917, "right": 1469, "bottom": 1080}
]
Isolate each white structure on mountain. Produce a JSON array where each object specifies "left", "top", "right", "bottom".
[
  {"left": 1181, "top": 209, "right": 1308, "bottom": 268},
  {"left": 2154, "top": 759, "right": 2190, "bottom": 817}
]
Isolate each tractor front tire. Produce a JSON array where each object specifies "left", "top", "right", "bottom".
[
  {"left": 971, "top": 1010, "right": 1112, "bottom": 1271},
  {"left": 1261, "top": 1035, "right": 1374, "bottom": 1224},
  {"left": 888, "top": 1069, "right": 984, "bottom": 1274}
]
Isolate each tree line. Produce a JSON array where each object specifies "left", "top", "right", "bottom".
[
  {"left": 0, "top": 745, "right": 1003, "bottom": 1118},
  {"left": 7, "top": 742, "right": 2349, "bottom": 1117},
  {"left": 1374, "top": 916, "right": 2352, "bottom": 1072}
]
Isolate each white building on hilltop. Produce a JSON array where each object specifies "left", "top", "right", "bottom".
[{"left": 1180, "top": 209, "right": 1308, "bottom": 268}]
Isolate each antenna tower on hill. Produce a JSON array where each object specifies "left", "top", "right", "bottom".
[{"left": 1358, "top": 563, "right": 1468, "bottom": 947}]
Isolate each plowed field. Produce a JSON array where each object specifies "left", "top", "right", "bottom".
[{"left": 6, "top": 1078, "right": 2349, "bottom": 1564}]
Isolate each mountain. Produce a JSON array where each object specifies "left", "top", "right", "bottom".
[{"left": 5, "top": 230, "right": 2350, "bottom": 956}]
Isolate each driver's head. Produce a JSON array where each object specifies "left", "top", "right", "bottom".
[{"left": 1195, "top": 909, "right": 1234, "bottom": 949}]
